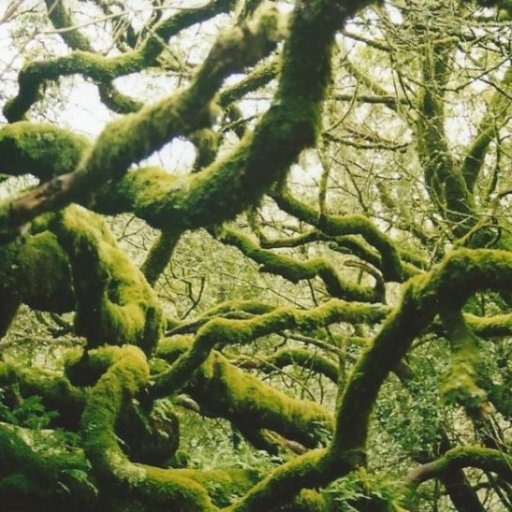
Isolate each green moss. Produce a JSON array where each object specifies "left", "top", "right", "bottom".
[
  {"left": 171, "top": 467, "right": 259, "bottom": 507},
  {"left": 403, "top": 445, "right": 512, "bottom": 507},
  {"left": 81, "top": 346, "right": 150, "bottom": 477},
  {"left": 439, "top": 307, "right": 488, "bottom": 412},
  {"left": 221, "top": 229, "right": 382, "bottom": 302},
  {"left": 237, "top": 347, "right": 338, "bottom": 383},
  {"left": 272, "top": 191, "right": 403, "bottom": 282},
  {"left": 224, "top": 448, "right": 353, "bottom": 512},
  {"left": 81, "top": 345, "right": 217, "bottom": 511},
  {"left": 197, "top": 352, "right": 333, "bottom": 447},
  {"left": 155, "top": 336, "right": 194, "bottom": 362},
  {"left": 153, "top": 299, "right": 387, "bottom": 397},
  {"left": 0, "top": 229, "right": 73, "bottom": 336},
  {"left": 0, "top": 122, "right": 89, "bottom": 180},
  {"left": 190, "top": 129, "right": 221, "bottom": 171},
  {"left": 43, "top": 0, "right": 93, "bottom": 51},
  {"left": 440, "top": 361, "right": 487, "bottom": 410},
  {"left": 94, "top": 166, "right": 178, "bottom": 218},
  {"left": 88, "top": 0, "right": 370, "bottom": 235},
  {"left": 55, "top": 205, "right": 163, "bottom": 353}
]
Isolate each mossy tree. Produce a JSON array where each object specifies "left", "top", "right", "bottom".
[{"left": 0, "top": 0, "right": 511, "bottom": 510}]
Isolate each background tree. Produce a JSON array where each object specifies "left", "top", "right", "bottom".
[{"left": 0, "top": 0, "right": 512, "bottom": 511}]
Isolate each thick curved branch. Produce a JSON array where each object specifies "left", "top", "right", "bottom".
[
  {"left": 271, "top": 189, "right": 403, "bottom": 281},
  {"left": 152, "top": 298, "right": 388, "bottom": 398},
  {"left": 81, "top": 345, "right": 218, "bottom": 511},
  {"left": 0, "top": 9, "right": 283, "bottom": 242},
  {"left": 333, "top": 248, "right": 512, "bottom": 457},
  {"left": 462, "top": 67, "right": 512, "bottom": 192},
  {"left": 0, "top": 122, "right": 89, "bottom": 181},
  {"left": 404, "top": 445, "right": 512, "bottom": 502},
  {"left": 54, "top": 205, "right": 163, "bottom": 353},
  {"left": 415, "top": 32, "right": 475, "bottom": 236},
  {"left": 0, "top": 228, "right": 74, "bottom": 335},
  {"left": 156, "top": 340, "right": 333, "bottom": 448},
  {"left": 5, "top": 0, "right": 237, "bottom": 121},
  {"left": 236, "top": 347, "right": 338, "bottom": 383},
  {"left": 141, "top": 228, "right": 181, "bottom": 286},
  {"left": 220, "top": 229, "right": 384, "bottom": 303}
]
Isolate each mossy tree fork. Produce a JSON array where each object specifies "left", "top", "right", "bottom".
[{"left": 0, "top": 0, "right": 511, "bottom": 511}]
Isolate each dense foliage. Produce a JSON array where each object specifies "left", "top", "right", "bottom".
[{"left": 1, "top": 0, "right": 512, "bottom": 510}]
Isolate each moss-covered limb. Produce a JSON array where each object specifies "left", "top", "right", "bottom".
[
  {"left": 54, "top": 205, "right": 163, "bottom": 353},
  {"left": 81, "top": 345, "right": 217, "bottom": 511},
  {"left": 333, "top": 248, "right": 512, "bottom": 457},
  {"left": 84, "top": 7, "right": 281, "bottom": 184},
  {"left": 457, "top": 311, "right": 512, "bottom": 337},
  {"left": 43, "top": 0, "right": 147, "bottom": 116},
  {"left": 271, "top": 189, "right": 403, "bottom": 282},
  {"left": 87, "top": 1, "right": 376, "bottom": 234},
  {"left": 4, "top": 0, "right": 236, "bottom": 122},
  {"left": 279, "top": 489, "right": 335, "bottom": 512},
  {"left": 141, "top": 228, "right": 181, "bottom": 286},
  {"left": 237, "top": 427, "right": 309, "bottom": 456},
  {"left": 166, "top": 300, "right": 276, "bottom": 336},
  {"left": 260, "top": 230, "right": 423, "bottom": 278},
  {"left": 259, "top": 229, "right": 323, "bottom": 249},
  {"left": 190, "top": 128, "right": 222, "bottom": 171},
  {"left": 193, "top": 352, "right": 333, "bottom": 447},
  {"left": 0, "top": 12, "right": 283, "bottom": 241},
  {"left": 223, "top": 449, "right": 360, "bottom": 512},
  {"left": 205, "top": 299, "right": 277, "bottom": 318},
  {"left": 18, "top": 0, "right": 378, "bottom": 241},
  {"left": 167, "top": 312, "right": 262, "bottom": 336},
  {"left": 152, "top": 298, "right": 388, "bottom": 397},
  {"left": 439, "top": 307, "right": 488, "bottom": 413},
  {"left": 0, "top": 122, "right": 89, "bottom": 181},
  {"left": 461, "top": 66, "right": 512, "bottom": 193},
  {"left": 96, "top": 54, "right": 279, "bottom": 117},
  {"left": 236, "top": 348, "right": 338, "bottom": 383},
  {"left": 333, "top": 279, "right": 436, "bottom": 456},
  {"left": 403, "top": 446, "right": 512, "bottom": 504},
  {"left": 0, "top": 229, "right": 74, "bottom": 335},
  {"left": 43, "top": 0, "right": 93, "bottom": 51},
  {"left": 330, "top": 235, "right": 424, "bottom": 278},
  {"left": 161, "top": 467, "right": 261, "bottom": 508},
  {"left": 221, "top": 229, "right": 383, "bottom": 303},
  {"left": 63, "top": 348, "right": 179, "bottom": 464},
  {"left": 218, "top": 56, "right": 280, "bottom": 108},
  {"left": 234, "top": 426, "right": 285, "bottom": 456},
  {"left": 155, "top": 339, "right": 333, "bottom": 447},
  {"left": 332, "top": 92, "right": 407, "bottom": 108},
  {"left": 415, "top": 35, "right": 476, "bottom": 237},
  {"left": 97, "top": 80, "right": 145, "bottom": 114}
]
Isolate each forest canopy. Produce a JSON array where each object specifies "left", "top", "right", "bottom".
[{"left": 1, "top": 0, "right": 512, "bottom": 510}]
